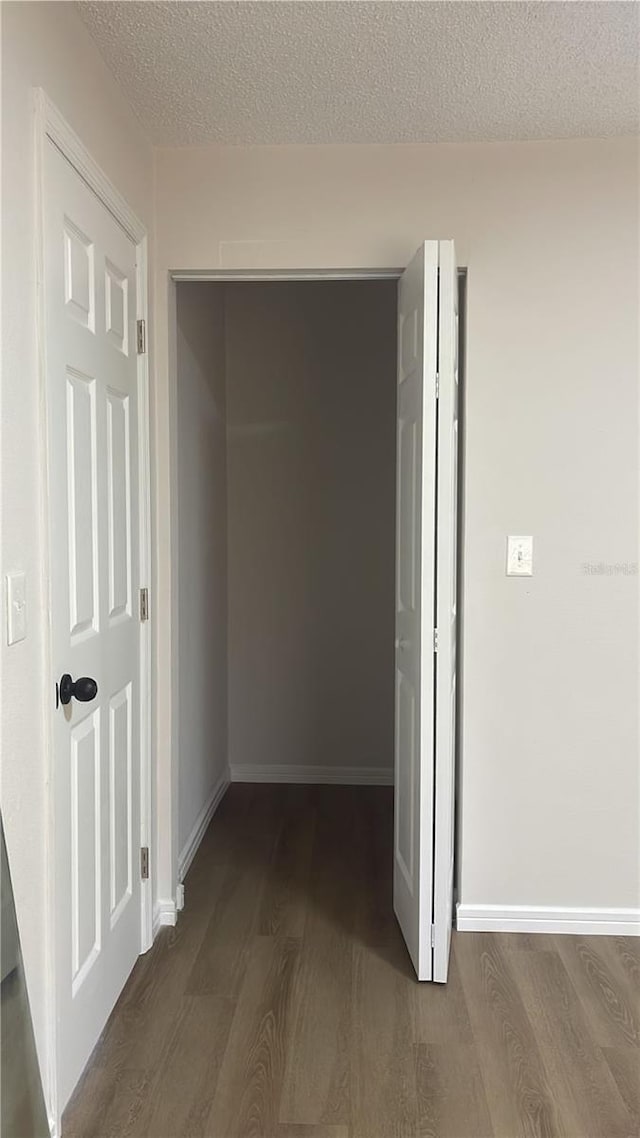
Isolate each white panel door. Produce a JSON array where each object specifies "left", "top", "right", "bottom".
[
  {"left": 432, "top": 241, "right": 459, "bottom": 982},
  {"left": 394, "top": 240, "right": 459, "bottom": 983},
  {"left": 44, "top": 139, "right": 142, "bottom": 1109},
  {"left": 394, "top": 242, "right": 439, "bottom": 980}
]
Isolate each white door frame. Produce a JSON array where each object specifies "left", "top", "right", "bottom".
[
  {"left": 34, "top": 89, "right": 152, "bottom": 1127},
  {"left": 165, "top": 266, "right": 464, "bottom": 921},
  {"left": 171, "top": 269, "right": 403, "bottom": 282}
]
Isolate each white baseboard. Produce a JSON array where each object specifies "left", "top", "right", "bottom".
[
  {"left": 152, "top": 899, "right": 178, "bottom": 936},
  {"left": 229, "top": 763, "right": 393, "bottom": 786},
  {"left": 456, "top": 903, "right": 640, "bottom": 936},
  {"left": 178, "top": 769, "right": 230, "bottom": 882}
]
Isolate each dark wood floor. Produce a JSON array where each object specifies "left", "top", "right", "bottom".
[{"left": 63, "top": 785, "right": 639, "bottom": 1138}]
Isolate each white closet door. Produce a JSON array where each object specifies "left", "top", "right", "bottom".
[
  {"left": 393, "top": 241, "right": 439, "bottom": 980},
  {"left": 432, "top": 241, "right": 459, "bottom": 983},
  {"left": 394, "top": 240, "right": 459, "bottom": 983}
]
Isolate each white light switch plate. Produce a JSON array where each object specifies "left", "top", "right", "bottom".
[
  {"left": 507, "top": 536, "right": 533, "bottom": 576},
  {"left": 6, "top": 572, "right": 27, "bottom": 644}
]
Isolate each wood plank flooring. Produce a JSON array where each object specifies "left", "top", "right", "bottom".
[{"left": 62, "top": 785, "right": 639, "bottom": 1138}]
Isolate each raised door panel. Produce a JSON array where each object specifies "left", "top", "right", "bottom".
[
  {"left": 70, "top": 710, "right": 101, "bottom": 996},
  {"left": 109, "top": 684, "right": 133, "bottom": 927},
  {"left": 399, "top": 307, "right": 417, "bottom": 381},
  {"left": 106, "top": 389, "right": 132, "bottom": 623},
  {"left": 397, "top": 416, "right": 417, "bottom": 616},
  {"left": 63, "top": 218, "right": 95, "bottom": 331},
  {"left": 105, "top": 258, "right": 129, "bottom": 356},
  {"left": 66, "top": 368, "right": 99, "bottom": 642},
  {"left": 395, "top": 669, "right": 416, "bottom": 891}
]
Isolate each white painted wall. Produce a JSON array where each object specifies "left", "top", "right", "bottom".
[
  {"left": 154, "top": 137, "right": 639, "bottom": 914},
  {"left": 0, "top": 0, "right": 154, "bottom": 1107},
  {"left": 225, "top": 281, "right": 397, "bottom": 778},
  {"left": 176, "top": 285, "right": 228, "bottom": 864}
]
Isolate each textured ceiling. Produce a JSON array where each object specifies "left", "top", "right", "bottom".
[{"left": 77, "top": 1, "right": 640, "bottom": 147}]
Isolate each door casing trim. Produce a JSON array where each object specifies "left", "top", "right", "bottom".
[
  {"left": 164, "top": 266, "right": 465, "bottom": 913},
  {"left": 34, "top": 87, "right": 153, "bottom": 1128}
]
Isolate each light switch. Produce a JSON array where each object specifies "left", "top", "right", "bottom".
[
  {"left": 6, "top": 572, "right": 27, "bottom": 644},
  {"left": 507, "top": 536, "right": 533, "bottom": 576}
]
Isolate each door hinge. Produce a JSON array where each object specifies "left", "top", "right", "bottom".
[
  {"left": 435, "top": 372, "right": 440, "bottom": 399},
  {"left": 136, "top": 318, "right": 146, "bottom": 355},
  {"left": 433, "top": 627, "right": 439, "bottom": 653},
  {"left": 139, "top": 587, "right": 149, "bottom": 622},
  {"left": 431, "top": 924, "right": 436, "bottom": 948},
  {"left": 140, "top": 847, "right": 149, "bottom": 880}
]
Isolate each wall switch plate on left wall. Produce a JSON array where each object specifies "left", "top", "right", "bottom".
[{"left": 5, "top": 572, "right": 27, "bottom": 644}]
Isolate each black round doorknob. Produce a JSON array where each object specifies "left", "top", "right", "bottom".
[{"left": 59, "top": 673, "right": 98, "bottom": 706}]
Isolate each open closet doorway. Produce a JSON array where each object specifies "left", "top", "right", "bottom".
[{"left": 172, "top": 246, "right": 463, "bottom": 983}]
